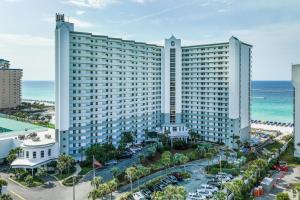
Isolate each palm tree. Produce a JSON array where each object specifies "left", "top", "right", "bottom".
[
  {"left": 136, "top": 165, "right": 150, "bottom": 190},
  {"left": 91, "top": 176, "right": 103, "bottom": 189},
  {"left": 152, "top": 185, "right": 187, "bottom": 200},
  {"left": 111, "top": 167, "right": 120, "bottom": 178},
  {"left": 88, "top": 189, "right": 99, "bottom": 200},
  {"left": 125, "top": 167, "right": 137, "bottom": 192},
  {"left": 205, "top": 152, "right": 213, "bottom": 172},
  {"left": 293, "top": 183, "right": 300, "bottom": 200},
  {"left": 161, "top": 151, "right": 172, "bottom": 175},
  {"left": 107, "top": 178, "right": 118, "bottom": 200}
]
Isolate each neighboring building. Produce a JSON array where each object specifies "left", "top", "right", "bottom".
[
  {"left": 292, "top": 64, "right": 300, "bottom": 157},
  {"left": 0, "top": 117, "right": 59, "bottom": 169},
  {"left": 55, "top": 13, "right": 252, "bottom": 160},
  {"left": 0, "top": 59, "right": 23, "bottom": 109}
]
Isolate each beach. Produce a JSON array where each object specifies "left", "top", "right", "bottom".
[{"left": 251, "top": 123, "right": 294, "bottom": 134}]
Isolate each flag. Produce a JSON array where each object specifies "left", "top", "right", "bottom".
[{"left": 93, "top": 157, "right": 103, "bottom": 168}]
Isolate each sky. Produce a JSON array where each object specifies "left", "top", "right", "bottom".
[{"left": 0, "top": 0, "right": 300, "bottom": 81}]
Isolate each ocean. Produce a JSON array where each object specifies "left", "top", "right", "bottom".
[{"left": 22, "top": 80, "right": 294, "bottom": 123}]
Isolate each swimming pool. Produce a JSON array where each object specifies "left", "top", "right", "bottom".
[{"left": 0, "top": 117, "right": 46, "bottom": 137}]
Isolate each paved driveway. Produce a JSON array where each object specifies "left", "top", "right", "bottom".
[{"left": 1, "top": 152, "right": 222, "bottom": 200}]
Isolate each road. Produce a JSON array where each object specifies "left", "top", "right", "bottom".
[{"left": 1, "top": 151, "right": 222, "bottom": 200}]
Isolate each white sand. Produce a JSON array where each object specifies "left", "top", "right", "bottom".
[{"left": 251, "top": 123, "right": 294, "bottom": 134}]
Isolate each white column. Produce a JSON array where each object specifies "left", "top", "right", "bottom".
[{"left": 292, "top": 64, "right": 300, "bottom": 157}]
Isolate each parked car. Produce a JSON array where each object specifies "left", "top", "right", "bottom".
[
  {"left": 140, "top": 189, "right": 152, "bottom": 199},
  {"left": 188, "top": 192, "right": 206, "bottom": 200},
  {"left": 133, "top": 192, "right": 146, "bottom": 200},
  {"left": 105, "top": 160, "right": 118, "bottom": 166},
  {"left": 215, "top": 174, "right": 231, "bottom": 182},
  {"left": 198, "top": 184, "right": 219, "bottom": 194},
  {"left": 207, "top": 180, "right": 222, "bottom": 189},
  {"left": 196, "top": 190, "right": 213, "bottom": 198},
  {"left": 217, "top": 172, "right": 233, "bottom": 179},
  {"left": 272, "top": 161, "right": 288, "bottom": 172},
  {"left": 117, "top": 152, "right": 133, "bottom": 159},
  {"left": 167, "top": 175, "right": 178, "bottom": 184},
  {"left": 171, "top": 172, "right": 183, "bottom": 181},
  {"left": 161, "top": 178, "right": 172, "bottom": 185}
]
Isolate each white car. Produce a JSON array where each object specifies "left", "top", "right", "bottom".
[
  {"left": 133, "top": 192, "right": 146, "bottom": 200},
  {"left": 215, "top": 174, "right": 231, "bottom": 182},
  {"left": 188, "top": 192, "right": 206, "bottom": 200},
  {"left": 196, "top": 190, "right": 213, "bottom": 198},
  {"left": 217, "top": 172, "right": 233, "bottom": 179},
  {"left": 198, "top": 184, "right": 219, "bottom": 194}
]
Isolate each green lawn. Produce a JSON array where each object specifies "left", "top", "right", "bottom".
[
  {"left": 54, "top": 167, "right": 76, "bottom": 180},
  {"left": 78, "top": 166, "right": 93, "bottom": 176},
  {"left": 12, "top": 177, "right": 44, "bottom": 187}
]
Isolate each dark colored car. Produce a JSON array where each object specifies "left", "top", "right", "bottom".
[{"left": 117, "top": 152, "right": 133, "bottom": 159}]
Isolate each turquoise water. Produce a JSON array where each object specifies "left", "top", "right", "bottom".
[
  {"left": 22, "top": 81, "right": 54, "bottom": 102},
  {"left": 22, "top": 81, "right": 294, "bottom": 123},
  {"left": 0, "top": 117, "right": 45, "bottom": 135},
  {"left": 251, "top": 81, "right": 293, "bottom": 123}
]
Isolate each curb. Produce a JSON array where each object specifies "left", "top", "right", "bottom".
[{"left": 7, "top": 177, "right": 30, "bottom": 190}]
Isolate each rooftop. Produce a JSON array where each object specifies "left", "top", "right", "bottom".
[{"left": 0, "top": 117, "right": 47, "bottom": 139}]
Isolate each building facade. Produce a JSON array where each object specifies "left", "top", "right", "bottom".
[
  {"left": 0, "top": 59, "right": 23, "bottom": 109},
  {"left": 292, "top": 64, "right": 300, "bottom": 157},
  {"left": 55, "top": 14, "right": 252, "bottom": 160}
]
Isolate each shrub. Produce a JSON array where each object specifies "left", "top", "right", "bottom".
[
  {"left": 173, "top": 140, "right": 187, "bottom": 150},
  {"left": 186, "top": 150, "right": 198, "bottom": 161},
  {"left": 276, "top": 192, "right": 290, "bottom": 200},
  {"left": 62, "top": 175, "right": 83, "bottom": 187},
  {"left": 24, "top": 175, "right": 34, "bottom": 187}
]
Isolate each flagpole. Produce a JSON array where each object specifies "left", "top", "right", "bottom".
[{"left": 93, "top": 155, "right": 95, "bottom": 179}]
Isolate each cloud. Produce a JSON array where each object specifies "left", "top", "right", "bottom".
[
  {"left": 0, "top": 33, "right": 53, "bottom": 47},
  {"left": 121, "top": 1, "right": 196, "bottom": 25},
  {"left": 43, "top": 16, "right": 94, "bottom": 28},
  {"left": 64, "top": 0, "right": 119, "bottom": 8},
  {"left": 3, "top": 0, "right": 24, "bottom": 2},
  {"left": 131, "top": 0, "right": 154, "bottom": 4},
  {"left": 76, "top": 10, "right": 86, "bottom": 15}
]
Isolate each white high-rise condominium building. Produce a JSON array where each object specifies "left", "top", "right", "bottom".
[
  {"left": 55, "top": 14, "right": 252, "bottom": 160},
  {"left": 292, "top": 64, "right": 300, "bottom": 157}
]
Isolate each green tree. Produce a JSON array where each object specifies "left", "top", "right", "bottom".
[
  {"left": 292, "top": 183, "right": 300, "bottom": 200},
  {"left": 36, "top": 168, "right": 46, "bottom": 178},
  {"left": 161, "top": 151, "right": 172, "bottom": 174},
  {"left": 188, "top": 130, "right": 199, "bottom": 143},
  {"left": 125, "top": 167, "right": 137, "bottom": 193},
  {"left": 91, "top": 176, "right": 103, "bottom": 189},
  {"left": 136, "top": 165, "right": 150, "bottom": 189},
  {"left": 7, "top": 147, "right": 22, "bottom": 164},
  {"left": 85, "top": 144, "right": 117, "bottom": 164},
  {"left": 0, "top": 194, "right": 13, "bottom": 200},
  {"left": 214, "top": 191, "right": 227, "bottom": 200},
  {"left": 276, "top": 192, "right": 290, "bottom": 200},
  {"left": 107, "top": 178, "right": 118, "bottom": 200},
  {"left": 152, "top": 185, "right": 187, "bottom": 200},
  {"left": 111, "top": 167, "right": 121, "bottom": 179},
  {"left": 24, "top": 175, "right": 34, "bottom": 187},
  {"left": 88, "top": 189, "right": 99, "bottom": 200},
  {"left": 205, "top": 152, "right": 213, "bottom": 172}
]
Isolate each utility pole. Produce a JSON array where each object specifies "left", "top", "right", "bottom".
[{"left": 73, "top": 176, "right": 75, "bottom": 200}]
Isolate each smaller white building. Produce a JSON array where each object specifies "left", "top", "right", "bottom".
[
  {"left": 11, "top": 129, "right": 59, "bottom": 170},
  {"left": 292, "top": 64, "right": 300, "bottom": 157}
]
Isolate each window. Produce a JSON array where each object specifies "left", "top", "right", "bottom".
[
  {"left": 33, "top": 151, "right": 36, "bottom": 159},
  {"left": 41, "top": 151, "right": 44, "bottom": 158},
  {"left": 48, "top": 149, "right": 51, "bottom": 156},
  {"left": 26, "top": 151, "right": 29, "bottom": 158}
]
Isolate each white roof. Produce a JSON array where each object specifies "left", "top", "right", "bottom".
[
  {"left": 11, "top": 157, "right": 57, "bottom": 169},
  {"left": 21, "top": 129, "right": 56, "bottom": 147}
]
